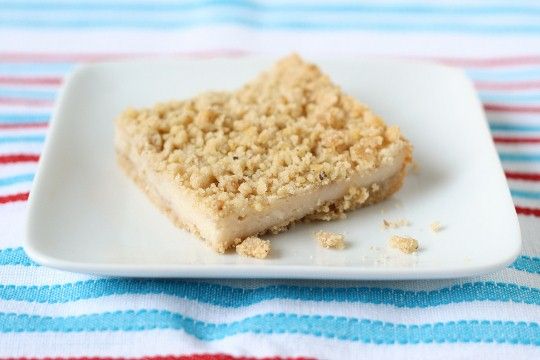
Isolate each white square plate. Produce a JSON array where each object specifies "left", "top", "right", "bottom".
[{"left": 25, "top": 57, "right": 521, "bottom": 279}]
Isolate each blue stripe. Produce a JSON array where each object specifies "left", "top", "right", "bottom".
[
  {"left": 499, "top": 152, "right": 540, "bottom": 162},
  {"left": 0, "top": 88, "right": 56, "bottom": 101},
  {"left": 3, "top": 1, "right": 540, "bottom": 15},
  {"left": 511, "top": 189, "right": 540, "bottom": 200},
  {"left": 510, "top": 256, "right": 540, "bottom": 274},
  {"left": 0, "top": 63, "right": 73, "bottom": 75},
  {"left": 1, "top": 17, "right": 540, "bottom": 34},
  {"left": 1, "top": 278, "right": 539, "bottom": 308},
  {"left": 1, "top": 249, "right": 539, "bottom": 306},
  {"left": 490, "top": 123, "right": 540, "bottom": 132},
  {"left": 0, "top": 174, "right": 34, "bottom": 187},
  {"left": 0, "top": 248, "right": 37, "bottom": 266},
  {"left": 0, "top": 311, "right": 538, "bottom": 345},
  {"left": 0, "top": 113, "right": 50, "bottom": 124},
  {"left": 0, "top": 135, "right": 45, "bottom": 144}
]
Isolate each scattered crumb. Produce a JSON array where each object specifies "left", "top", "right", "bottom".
[
  {"left": 235, "top": 236, "right": 271, "bottom": 259},
  {"left": 412, "top": 160, "right": 420, "bottom": 174},
  {"left": 389, "top": 235, "right": 419, "bottom": 254},
  {"left": 315, "top": 230, "right": 346, "bottom": 249},
  {"left": 382, "top": 218, "right": 410, "bottom": 229},
  {"left": 430, "top": 222, "right": 443, "bottom": 233}
]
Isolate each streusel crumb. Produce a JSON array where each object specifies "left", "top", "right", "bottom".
[
  {"left": 382, "top": 218, "right": 410, "bottom": 229},
  {"left": 389, "top": 235, "right": 418, "bottom": 254},
  {"left": 430, "top": 222, "right": 443, "bottom": 233},
  {"left": 315, "top": 230, "right": 346, "bottom": 249},
  {"left": 235, "top": 236, "right": 271, "bottom": 259},
  {"left": 117, "top": 54, "right": 411, "bottom": 219}
]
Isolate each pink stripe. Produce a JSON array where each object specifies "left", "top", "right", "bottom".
[
  {"left": 437, "top": 56, "right": 540, "bottom": 67},
  {"left": 0, "top": 52, "right": 539, "bottom": 67},
  {"left": 0, "top": 122, "right": 48, "bottom": 129},
  {"left": 475, "top": 81, "right": 540, "bottom": 90},
  {"left": 0, "top": 98, "right": 53, "bottom": 106},
  {"left": 0, "top": 49, "right": 247, "bottom": 62},
  {"left": 0, "top": 76, "right": 62, "bottom": 86},
  {"left": 484, "top": 103, "right": 540, "bottom": 113}
]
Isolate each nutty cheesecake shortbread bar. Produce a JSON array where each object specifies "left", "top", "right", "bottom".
[{"left": 115, "top": 54, "right": 412, "bottom": 253}]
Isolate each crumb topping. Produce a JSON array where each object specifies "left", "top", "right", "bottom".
[
  {"left": 315, "top": 230, "right": 346, "bottom": 249},
  {"left": 389, "top": 235, "right": 418, "bottom": 254},
  {"left": 430, "top": 222, "right": 443, "bottom": 233},
  {"left": 382, "top": 218, "right": 410, "bottom": 229},
  {"left": 117, "top": 54, "right": 411, "bottom": 217},
  {"left": 235, "top": 236, "right": 271, "bottom": 259}
]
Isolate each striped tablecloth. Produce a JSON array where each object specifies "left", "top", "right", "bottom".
[{"left": 1, "top": 1, "right": 540, "bottom": 359}]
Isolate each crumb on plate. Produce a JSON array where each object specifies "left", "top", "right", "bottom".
[
  {"left": 389, "top": 235, "right": 418, "bottom": 254},
  {"left": 315, "top": 230, "right": 345, "bottom": 249},
  {"left": 235, "top": 236, "right": 271, "bottom": 259},
  {"left": 430, "top": 222, "right": 443, "bottom": 233},
  {"left": 382, "top": 218, "right": 410, "bottom": 229}
]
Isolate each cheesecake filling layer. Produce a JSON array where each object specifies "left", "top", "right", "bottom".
[{"left": 118, "top": 132, "right": 405, "bottom": 251}]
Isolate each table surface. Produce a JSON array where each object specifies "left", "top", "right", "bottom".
[{"left": 0, "top": 1, "right": 539, "bottom": 359}]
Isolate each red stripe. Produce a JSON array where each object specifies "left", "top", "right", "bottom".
[
  {"left": 484, "top": 103, "right": 540, "bottom": 113},
  {"left": 0, "top": 98, "right": 53, "bottom": 106},
  {"left": 6, "top": 355, "right": 314, "bottom": 360},
  {"left": 506, "top": 171, "right": 540, "bottom": 181},
  {"left": 493, "top": 136, "right": 540, "bottom": 144},
  {"left": 475, "top": 81, "right": 540, "bottom": 91},
  {"left": 516, "top": 206, "right": 540, "bottom": 217},
  {"left": 0, "top": 49, "right": 247, "bottom": 62},
  {"left": 437, "top": 56, "right": 540, "bottom": 67},
  {"left": 0, "top": 192, "right": 29, "bottom": 205},
  {"left": 0, "top": 154, "right": 39, "bottom": 164},
  {"left": 0, "top": 122, "right": 48, "bottom": 129}
]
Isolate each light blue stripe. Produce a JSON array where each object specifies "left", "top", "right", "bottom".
[
  {"left": 511, "top": 189, "right": 540, "bottom": 200},
  {"left": 490, "top": 123, "right": 540, "bottom": 132},
  {"left": 0, "top": 135, "right": 45, "bottom": 144},
  {"left": 0, "top": 63, "right": 73, "bottom": 75},
  {"left": 0, "top": 174, "right": 34, "bottom": 187},
  {"left": 1, "top": 17, "right": 540, "bottom": 34},
  {"left": 510, "top": 256, "right": 540, "bottom": 274},
  {"left": 480, "top": 93, "right": 540, "bottom": 104},
  {"left": 0, "top": 88, "right": 56, "bottom": 101},
  {"left": 1, "top": 311, "right": 538, "bottom": 345},
  {"left": 499, "top": 152, "right": 540, "bottom": 162},
  {"left": 468, "top": 68, "right": 540, "bottom": 81},
  {"left": 2, "top": 1, "right": 540, "bottom": 15},
  {"left": 0, "top": 113, "right": 49, "bottom": 124}
]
